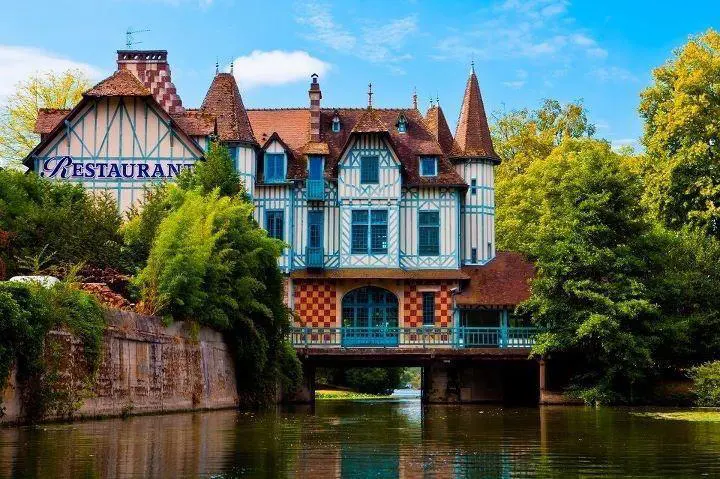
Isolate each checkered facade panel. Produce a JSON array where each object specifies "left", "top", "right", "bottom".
[
  {"left": 121, "top": 63, "right": 184, "bottom": 114},
  {"left": 294, "top": 280, "right": 337, "bottom": 327},
  {"left": 403, "top": 282, "right": 452, "bottom": 327}
]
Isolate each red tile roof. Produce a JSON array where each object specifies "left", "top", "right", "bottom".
[
  {"left": 170, "top": 110, "right": 216, "bottom": 136},
  {"left": 454, "top": 71, "right": 500, "bottom": 162},
  {"left": 291, "top": 268, "right": 470, "bottom": 280},
  {"left": 455, "top": 252, "right": 535, "bottom": 308},
  {"left": 34, "top": 108, "right": 71, "bottom": 134},
  {"left": 247, "top": 107, "right": 466, "bottom": 186},
  {"left": 425, "top": 105, "right": 461, "bottom": 157},
  {"left": 84, "top": 70, "right": 151, "bottom": 98},
  {"left": 200, "top": 73, "right": 255, "bottom": 144}
]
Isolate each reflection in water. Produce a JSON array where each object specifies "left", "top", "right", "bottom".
[{"left": 1, "top": 400, "right": 719, "bottom": 478}]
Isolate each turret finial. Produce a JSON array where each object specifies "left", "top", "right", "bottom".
[
  {"left": 215, "top": 59, "right": 219, "bottom": 75},
  {"left": 367, "top": 82, "right": 373, "bottom": 108},
  {"left": 412, "top": 87, "right": 418, "bottom": 110},
  {"left": 230, "top": 60, "right": 234, "bottom": 75},
  {"left": 471, "top": 59, "right": 475, "bottom": 74}
]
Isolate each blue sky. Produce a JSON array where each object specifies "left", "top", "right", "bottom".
[{"left": 1, "top": 0, "right": 718, "bottom": 151}]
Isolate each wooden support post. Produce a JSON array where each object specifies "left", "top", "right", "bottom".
[
  {"left": 500, "top": 310, "right": 509, "bottom": 348},
  {"left": 539, "top": 358, "right": 547, "bottom": 404}
]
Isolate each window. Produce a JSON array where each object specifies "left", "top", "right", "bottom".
[
  {"left": 332, "top": 116, "right": 341, "bottom": 132},
  {"left": 228, "top": 146, "right": 238, "bottom": 169},
  {"left": 487, "top": 241, "right": 493, "bottom": 258},
  {"left": 471, "top": 178, "right": 477, "bottom": 195},
  {"left": 422, "top": 292, "right": 435, "bottom": 326},
  {"left": 471, "top": 247, "right": 478, "bottom": 263},
  {"left": 265, "top": 210, "right": 284, "bottom": 240},
  {"left": 418, "top": 211, "right": 440, "bottom": 256},
  {"left": 360, "top": 156, "right": 379, "bottom": 184},
  {"left": 264, "top": 153, "right": 285, "bottom": 182},
  {"left": 398, "top": 119, "right": 407, "bottom": 133},
  {"left": 420, "top": 157, "right": 438, "bottom": 177},
  {"left": 351, "top": 209, "right": 388, "bottom": 254}
]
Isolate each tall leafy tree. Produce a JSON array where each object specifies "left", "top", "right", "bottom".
[
  {"left": 639, "top": 29, "right": 720, "bottom": 238},
  {"left": 519, "top": 139, "right": 661, "bottom": 403},
  {"left": 492, "top": 100, "right": 597, "bottom": 251},
  {"left": 0, "top": 70, "right": 90, "bottom": 166}
]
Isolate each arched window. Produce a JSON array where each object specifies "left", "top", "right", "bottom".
[{"left": 341, "top": 286, "right": 399, "bottom": 346}]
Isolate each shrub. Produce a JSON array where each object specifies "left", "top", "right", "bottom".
[
  {"left": 0, "top": 169, "right": 122, "bottom": 277},
  {"left": 0, "top": 280, "right": 106, "bottom": 420},
  {"left": 690, "top": 361, "right": 720, "bottom": 407}
]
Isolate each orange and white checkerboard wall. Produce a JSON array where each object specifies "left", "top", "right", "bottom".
[
  {"left": 403, "top": 282, "right": 452, "bottom": 327},
  {"left": 293, "top": 280, "right": 337, "bottom": 327}
]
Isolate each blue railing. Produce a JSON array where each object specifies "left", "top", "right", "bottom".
[
  {"left": 306, "top": 246, "right": 324, "bottom": 269},
  {"left": 306, "top": 179, "right": 326, "bottom": 200},
  {"left": 290, "top": 326, "right": 537, "bottom": 348}
]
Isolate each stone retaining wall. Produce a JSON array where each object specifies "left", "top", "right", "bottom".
[{"left": 1, "top": 310, "right": 238, "bottom": 424}]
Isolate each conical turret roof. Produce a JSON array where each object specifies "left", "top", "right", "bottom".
[
  {"left": 201, "top": 73, "right": 255, "bottom": 144},
  {"left": 454, "top": 69, "right": 499, "bottom": 162}
]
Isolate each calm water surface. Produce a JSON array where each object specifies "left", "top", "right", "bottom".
[{"left": 1, "top": 398, "right": 719, "bottom": 478}]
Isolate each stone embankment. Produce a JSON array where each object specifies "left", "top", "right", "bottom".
[{"left": 1, "top": 310, "right": 238, "bottom": 424}]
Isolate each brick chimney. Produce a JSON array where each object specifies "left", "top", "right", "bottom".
[
  {"left": 117, "top": 50, "right": 184, "bottom": 114},
  {"left": 309, "top": 73, "right": 322, "bottom": 142}
]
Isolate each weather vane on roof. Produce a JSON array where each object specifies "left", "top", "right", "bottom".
[
  {"left": 368, "top": 82, "right": 373, "bottom": 108},
  {"left": 126, "top": 27, "right": 150, "bottom": 48}
]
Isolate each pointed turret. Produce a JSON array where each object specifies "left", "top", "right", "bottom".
[
  {"left": 425, "top": 104, "right": 461, "bottom": 157},
  {"left": 200, "top": 72, "right": 255, "bottom": 144},
  {"left": 453, "top": 67, "right": 499, "bottom": 162}
]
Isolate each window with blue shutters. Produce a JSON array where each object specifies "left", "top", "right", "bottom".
[
  {"left": 360, "top": 156, "right": 379, "bottom": 184},
  {"left": 418, "top": 211, "right": 440, "bottom": 256},
  {"left": 422, "top": 292, "right": 435, "bottom": 326},
  {"left": 420, "top": 157, "right": 437, "bottom": 176},
  {"left": 351, "top": 209, "right": 388, "bottom": 254},
  {"left": 265, "top": 210, "right": 284, "bottom": 240},
  {"left": 264, "top": 153, "right": 285, "bottom": 182}
]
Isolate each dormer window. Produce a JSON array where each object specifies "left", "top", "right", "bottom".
[
  {"left": 419, "top": 156, "right": 438, "bottom": 177},
  {"left": 264, "top": 153, "right": 286, "bottom": 183},
  {"left": 396, "top": 114, "right": 408, "bottom": 133},
  {"left": 332, "top": 114, "right": 341, "bottom": 133}
]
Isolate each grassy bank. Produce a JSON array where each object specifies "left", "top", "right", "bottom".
[
  {"left": 636, "top": 411, "right": 720, "bottom": 422},
  {"left": 315, "top": 390, "right": 392, "bottom": 400}
]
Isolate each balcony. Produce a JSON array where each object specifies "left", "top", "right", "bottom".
[
  {"left": 306, "top": 246, "right": 324, "bottom": 269},
  {"left": 290, "top": 326, "right": 537, "bottom": 348},
  {"left": 306, "top": 179, "right": 326, "bottom": 201}
]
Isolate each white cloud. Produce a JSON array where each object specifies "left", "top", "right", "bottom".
[
  {"left": 503, "top": 80, "right": 526, "bottom": 89},
  {"left": 295, "top": 2, "right": 418, "bottom": 72},
  {"left": 433, "top": 0, "right": 606, "bottom": 62},
  {"left": 296, "top": 1, "right": 356, "bottom": 50},
  {"left": 230, "top": 50, "right": 330, "bottom": 89},
  {"left": 0, "top": 45, "right": 103, "bottom": 97},
  {"left": 590, "top": 66, "right": 638, "bottom": 83}
]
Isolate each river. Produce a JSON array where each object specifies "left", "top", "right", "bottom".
[{"left": 1, "top": 397, "right": 719, "bottom": 478}]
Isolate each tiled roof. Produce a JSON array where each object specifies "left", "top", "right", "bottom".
[
  {"left": 455, "top": 252, "right": 535, "bottom": 308},
  {"left": 247, "top": 107, "right": 466, "bottom": 186},
  {"left": 84, "top": 70, "right": 151, "bottom": 98},
  {"left": 454, "top": 71, "right": 500, "bottom": 162},
  {"left": 352, "top": 108, "right": 389, "bottom": 133},
  {"left": 425, "top": 105, "right": 461, "bottom": 157},
  {"left": 291, "top": 268, "right": 470, "bottom": 280},
  {"left": 200, "top": 73, "right": 256, "bottom": 144},
  {"left": 34, "top": 108, "right": 71, "bottom": 134},
  {"left": 171, "top": 110, "right": 216, "bottom": 136}
]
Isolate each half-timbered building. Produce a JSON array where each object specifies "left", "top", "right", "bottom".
[{"left": 27, "top": 49, "right": 534, "bottom": 349}]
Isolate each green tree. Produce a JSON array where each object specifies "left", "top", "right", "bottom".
[
  {"left": 0, "top": 70, "right": 90, "bottom": 166},
  {"left": 0, "top": 169, "right": 122, "bottom": 277},
  {"left": 520, "top": 139, "right": 661, "bottom": 403},
  {"left": 639, "top": 29, "right": 720, "bottom": 238},
  {"left": 492, "top": 100, "right": 597, "bottom": 251},
  {"left": 177, "top": 142, "right": 243, "bottom": 197}
]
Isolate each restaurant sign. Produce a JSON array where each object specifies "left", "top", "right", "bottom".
[{"left": 39, "top": 156, "right": 194, "bottom": 180}]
